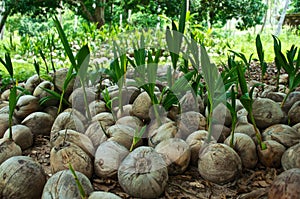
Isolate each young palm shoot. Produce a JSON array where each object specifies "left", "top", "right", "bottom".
[
  {"left": 272, "top": 35, "right": 300, "bottom": 107},
  {"left": 53, "top": 16, "right": 92, "bottom": 119},
  {"left": 69, "top": 163, "right": 87, "bottom": 199},
  {"left": 129, "top": 125, "right": 146, "bottom": 152},
  {"left": 226, "top": 86, "right": 238, "bottom": 148},
  {"left": 102, "top": 87, "right": 117, "bottom": 121},
  {"left": 256, "top": 34, "right": 268, "bottom": 82},
  {"left": 235, "top": 60, "right": 266, "bottom": 150},
  {"left": 0, "top": 53, "right": 18, "bottom": 140}
]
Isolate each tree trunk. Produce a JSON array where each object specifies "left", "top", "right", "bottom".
[
  {"left": 260, "top": 0, "right": 269, "bottom": 33},
  {"left": 275, "top": 0, "right": 290, "bottom": 36},
  {"left": 0, "top": 11, "right": 9, "bottom": 35},
  {"left": 94, "top": 0, "right": 105, "bottom": 29}
]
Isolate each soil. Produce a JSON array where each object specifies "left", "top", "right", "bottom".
[{"left": 22, "top": 61, "right": 293, "bottom": 199}]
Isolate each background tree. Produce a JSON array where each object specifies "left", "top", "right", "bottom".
[{"left": 191, "top": 0, "right": 267, "bottom": 30}]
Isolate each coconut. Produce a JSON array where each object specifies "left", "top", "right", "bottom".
[
  {"left": 53, "top": 68, "right": 75, "bottom": 95},
  {"left": 288, "top": 101, "right": 300, "bottom": 125},
  {"left": 14, "top": 95, "right": 40, "bottom": 120},
  {"left": 50, "top": 129, "right": 95, "bottom": 158},
  {"left": 281, "top": 142, "right": 300, "bottom": 170},
  {"left": 118, "top": 146, "right": 168, "bottom": 198},
  {"left": 88, "top": 100, "right": 107, "bottom": 117},
  {"left": 84, "top": 121, "right": 108, "bottom": 148},
  {"left": 281, "top": 91, "right": 300, "bottom": 113},
  {"left": 50, "top": 142, "right": 93, "bottom": 178},
  {"left": 64, "top": 108, "right": 88, "bottom": 125},
  {"left": 42, "top": 169, "right": 93, "bottom": 199},
  {"left": 0, "top": 113, "right": 17, "bottom": 138},
  {"left": 211, "top": 103, "right": 231, "bottom": 126},
  {"left": 109, "top": 86, "right": 140, "bottom": 108},
  {"left": 0, "top": 156, "right": 46, "bottom": 199},
  {"left": 0, "top": 138, "right": 22, "bottom": 165},
  {"left": 69, "top": 87, "right": 96, "bottom": 115},
  {"left": 94, "top": 140, "right": 129, "bottom": 178},
  {"left": 148, "top": 121, "right": 177, "bottom": 147},
  {"left": 92, "top": 112, "right": 115, "bottom": 129},
  {"left": 177, "top": 111, "right": 206, "bottom": 140},
  {"left": 116, "top": 116, "right": 144, "bottom": 132},
  {"left": 211, "top": 124, "right": 231, "bottom": 143},
  {"left": 33, "top": 80, "right": 58, "bottom": 106},
  {"left": 147, "top": 116, "right": 172, "bottom": 136},
  {"left": 1, "top": 89, "right": 22, "bottom": 101},
  {"left": 3, "top": 125, "right": 33, "bottom": 150},
  {"left": 88, "top": 191, "right": 121, "bottom": 199},
  {"left": 43, "top": 106, "right": 59, "bottom": 118},
  {"left": 106, "top": 124, "right": 140, "bottom": 150},
  {"left": 155, "top": 138, "right": 191, "bottom": 175},
  {"left": 24, "top": 74, "right": 42, "bottom": 93},
  {"left": 116, "top": 104, "right": 133, "bottom": 119},
  {"left": 186, "top": 130, "right": 216, "bottom": 166},
  {"left": 257, "top": 140, "right": 286, "bottom": 168},
  {"left": 264, "top": 91, "right": 286, "bottom": 103},
  {"left": 224, "top": 133, "right": 258, "bottom": 169},
  {"left": 131, "top": 92, "right": 152, "bottom": 121},
  {"left": 262, "top": 124, "right": 300, "bottom": 148},
  {"left": 51, "top": 111, "right": 85, "bottom": 138},
  {"left": 179, "top": 91, "right": 205, "bottom": 114},
  {"left": 251, "top": 98, "right": 284, "bottom": 129},
  {"left": 268, "top": 168, "right": 300, "bottom": 199},
  {"left": 21, "top": 112, "right": 54, "bottom": 136},
  {"left": 0, "top": 103, "right": 9, "bottom": 114},
  {"left": 235, "top": 116, "right": 257, "bottom": 142},
  {"left": 198, "top": 143, "right": 242, "bottom": 184}
]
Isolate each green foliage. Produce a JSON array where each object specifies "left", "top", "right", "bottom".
[
  {"left": 256, "top": 34, "right": 268, "bottom": 81},
  {"left": 272, "top": 35, "right": 300, "bottom": 107},
  {"left": 191, "top": 0, "right": 267, "bottom": 30}
]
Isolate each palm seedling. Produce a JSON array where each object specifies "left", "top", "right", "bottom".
[
  {"left": 272, "top": 35, "right": 300, "bottom": 107},
  {"left": 256, "top": 34, "right": 268, "bottom": 82},
  {"left": 231, "top": 51, "right": 266, "bottom": 150}
]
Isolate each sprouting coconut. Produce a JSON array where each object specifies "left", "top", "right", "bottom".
[
  {"left": 148, "top": 121, "right": 177, "bottom": 147},
  {"left": 88, "top": 100, "right": 107, "bottom": 117},
  {"left": 53, "top": 68, "right": 75, "bottom": 95},
  {"left": 69, "top": 87, "right": 96, "bottom": 115},
  {"left": 94, "top": 140, "right": 129, "bottom": 178},
  {"left": 131, "top": 92, "right": 152, "bottom": 121},
  {"left": 106, "top": 124, "right": 140, "bottom": 150},
  {"left": 92, "top": 112, "right": 115, "bottom": 129},
  {"left": 3, "top": 124, "right": 33, "bottom": 150},
  {"left": 0, "top": 113, "right": 17, "bottom": 138},
  {"left": 0, "top": 156, "right": 47, "bottom": 199},
  {"left": 262, "top": 124, "right": 300, "bottom": 148},
  {"left": 210, "top": 103, "right": 232, "bottom": 127},
  {"left": 116, "top": 116, "right": 144, "bottom": 132},
  {"left": 177, "top": 111, "right": 206, "bottom": 140},
  {"left": 186, "top": 130, "right": 216, "bottom": 166},
  {"left": 155, "top": 138, "right": 191, "bottom": 175},
  {"left": 147, "top": 116, "right": 171, "bottom": 137},
  {"left": 257, "top": 140, "right": 286, "bottom": 168},
  {"left": 211, "top": 123, "right": 231, "bottom": 143},
  {"left": 24, "top": 74, "right": 42, "bottom": 93},
  {"left": 88, "top": 191, "right": 121, "bottom": 199},
  {"left": 42, "top": 169, "right": 93, "bottom": 199},
  {"left": 33, "top": 80, "right": 58, "bottom": 106},
  {"left": 179, "top": 91, "right": 205, "bottom": 114},
  {"left": 281, "top": 91, "right": 300, "bottom": 113},
  {"left": 21, "top": 112, "right": 54, "bottom": 136},
  {"left": 50, "top": 142, "right": 93, "bottom": 179},
  {"left": 288, "top": 101, "right": 300, "bottom": 125},
  {"left": 84, "top": 121, "right": 108, "bottom": 148},
  {"left": 116, "top": 104, "right": 133, "bottom": 119},
  {"left": 50, "top": 129, "right": 95, "bottom": 158},
  {"left": 14, "top": 95, "right": 41, "bottom": 120},
  {"left": 251, "top": 98, "right": 284, "bottom": 129},
  {"left": 118, "top": 146, "right": 168, "bottom": 198},
  {"left": 234, "top": 116, "right": 257, "bottom": 142},
  {"left": 224, "top": 133, "right": 258, "bottom": 169},
  {"left": 0, "top": 138, "right": 22, "bottom": 165},
  {"left": 268, "top": 168, "right": 300, "bottom": 199},
  {"left": 51, "top": 111, "right": 85, "bottom": 138},
  {"left": 198, "top": 143, "right": 242, "bottom": 185},
  {"left": 281, "top": 142, "right": 300, "bottom": 170}
]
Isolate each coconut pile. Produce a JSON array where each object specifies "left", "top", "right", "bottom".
[{"left": 0, "top": 66, "right": 300, "bottom": 199}]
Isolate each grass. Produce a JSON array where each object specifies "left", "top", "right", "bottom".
[{"left": 214, "top": 27, "right": 300, "bottom": 64}]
